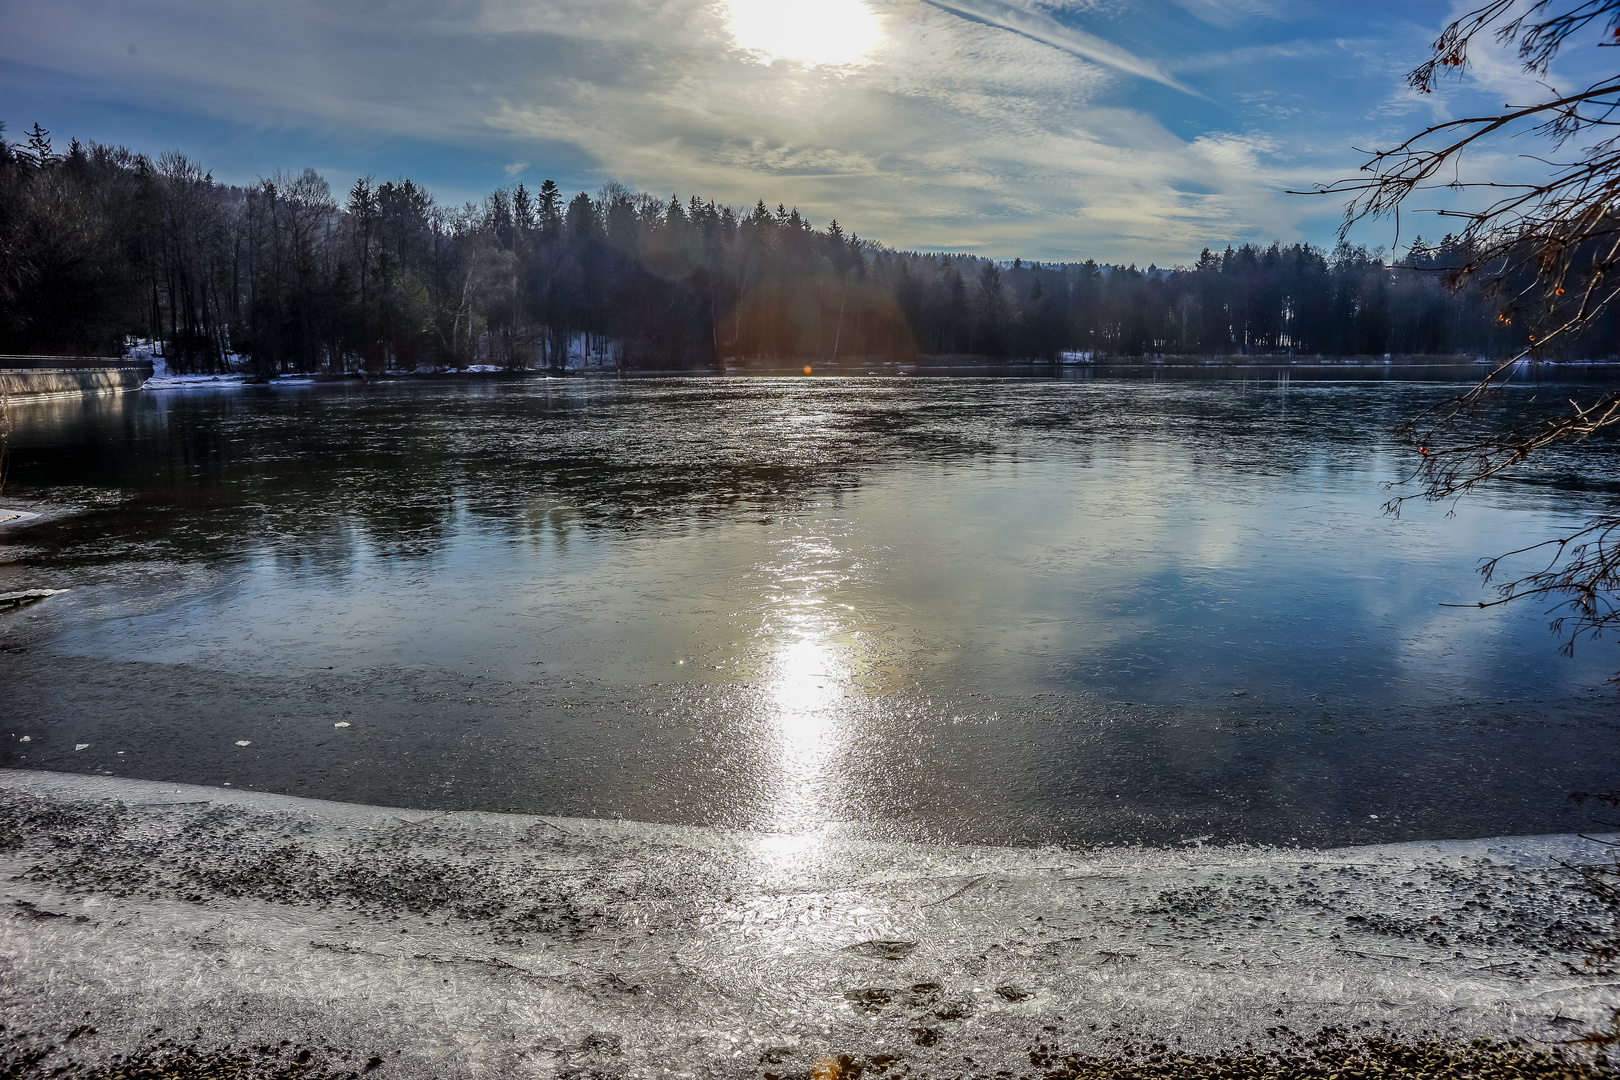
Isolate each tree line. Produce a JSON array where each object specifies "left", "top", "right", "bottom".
[{"left": 0, "top": 123, "right": 1601, "bottom": 374}]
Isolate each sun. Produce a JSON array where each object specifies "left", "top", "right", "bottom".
[{"left": 723, "top": 0, "right": 883, "bottom": 66}]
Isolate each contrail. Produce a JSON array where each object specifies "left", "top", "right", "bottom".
[{"left": 917, "top": 0, "right": 1203, "bottom": 96}]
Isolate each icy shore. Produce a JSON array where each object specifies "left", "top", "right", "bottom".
[{"left": 2, "top": 769, "right": 1616, "bottom": 1078}]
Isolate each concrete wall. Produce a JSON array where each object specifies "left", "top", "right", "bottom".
[{"left": 0, "top": 367, "right": 150, "bottom": 400}]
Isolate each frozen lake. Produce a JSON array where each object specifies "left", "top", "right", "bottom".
[{"left": 2, "top": 371, "right": 1617, "bottom": 847}]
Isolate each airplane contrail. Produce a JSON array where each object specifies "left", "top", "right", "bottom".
[{"left": 917, "top": 0, "right": 1204, "bottom": 97}]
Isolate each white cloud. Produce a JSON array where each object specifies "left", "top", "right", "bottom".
[{"left": 0, "top": 0, "right": 1404, "bottom": 261}]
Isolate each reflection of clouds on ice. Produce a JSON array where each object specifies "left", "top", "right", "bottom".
[{"left": 1384, "top": 496, "right": 1597, "bottom": 698}]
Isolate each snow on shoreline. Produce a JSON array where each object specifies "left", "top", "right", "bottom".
[
  {"left": 141, "top": 372, "right": 256, "bottom": 389},
  {"left": 139, "top": 371, "right": 526, "bottom": 389},
  {"left": 130, "top": 341, "right": 537, "bottom": 390},
  {"left": 2, "top": 768, "right": 1617, "bottom": 1079}
]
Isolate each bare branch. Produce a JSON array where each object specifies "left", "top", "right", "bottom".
[{"left": 1320, "top": 2, "right": 1620, "bottom": 672}]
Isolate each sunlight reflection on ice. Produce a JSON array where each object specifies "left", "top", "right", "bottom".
[
  {"left": 736, "top": 524, "right": 879, "bottom": 876},
  {"left": 745, "top": 630, "right": 848, "bottom": 880},
  {"left": 765, "top": 634, "right": 844, "bottom": 836}
]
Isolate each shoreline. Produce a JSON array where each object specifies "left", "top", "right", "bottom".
[
  {"left": 3, "top": 769, "right": 1617, "bottom": 1078},
  {"left": 126, "top": 354, "right": 1620, "bottom": 390}
]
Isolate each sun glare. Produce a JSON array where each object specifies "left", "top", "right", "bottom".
[
  {"left": 723, "top": 0, "right": 882, "bottom": 66},
  {"left": 761, "top": 632, "right": 847, "bottom": 837}
]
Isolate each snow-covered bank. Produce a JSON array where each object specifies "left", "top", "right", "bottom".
[
  {"left": 2, "top": 769, "right": 1616, "bottom": 1079},
  {"left": 141, "top": 372, "right": 255, "bottom": 389},
  {"left": 127, "top": 337, "right": 611, "bottom": 388},
  {"left": 126, "top": 341, "right": 248, "bottom": 390},
  {"left": 140, "top": 369, "right": 550, "bottom": 389}
]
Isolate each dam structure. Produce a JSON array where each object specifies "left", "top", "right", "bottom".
[{"left": 0, "top": 355, "right": 153, "bottom": 401}]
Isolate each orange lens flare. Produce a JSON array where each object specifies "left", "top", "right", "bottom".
[{"left": 717, "top": 278, "right": 919, "bottom": 368}]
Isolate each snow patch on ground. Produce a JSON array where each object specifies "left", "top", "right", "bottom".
[
  {"left": 126, "top": 339, "right": 573, "bottom": 385},
  {"left": 123, "top": 339, "right": 166, "bottom": 373},
  {"left": 128, "top": 339, "right": 254, "bottom": 390},
  {"left": 142, "top": 373, "right": 254, "bottom": 389},
  {"left": 2, "top": 769, "right": 1616, "bottom": 1079}
]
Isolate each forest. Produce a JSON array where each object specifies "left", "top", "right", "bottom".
[{"left": 0, "top": 122, "right": 1597, "bottom": 374}]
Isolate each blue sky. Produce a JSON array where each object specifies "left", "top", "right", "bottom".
[{"left": 0, "top": 0, "right": 1584, "bottom": 263}]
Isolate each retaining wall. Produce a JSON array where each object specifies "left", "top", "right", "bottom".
[{"left": 0, "top": 367, "right": 150, "bottom": 400}]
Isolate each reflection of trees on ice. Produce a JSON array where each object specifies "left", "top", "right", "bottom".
[{"left": 3, "top": 770, "right": 1616, "bottom": 1079}]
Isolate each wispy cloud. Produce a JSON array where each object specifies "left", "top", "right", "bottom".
[
  {"left": 1166, "top": 0, "right": 1288, "bottom": 27},
  {"left": 1164, "top": 39, "right": 1326, "bottom": 74},
  {"left": 916, "top": 0, "right": 1202, "bottom": 94}
]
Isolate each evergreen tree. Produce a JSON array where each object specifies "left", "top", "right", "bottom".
[{"left": 0, "top": 124, "right": 1572, "bottom": 367}]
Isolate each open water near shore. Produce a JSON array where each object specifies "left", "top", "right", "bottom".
[{"left": 1, "top": 369, "right": 1617, "bottom": 847}]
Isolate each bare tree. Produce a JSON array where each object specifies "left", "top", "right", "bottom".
[{"left": 1315, "top": 1, "right": 1620, "bottom": 670}]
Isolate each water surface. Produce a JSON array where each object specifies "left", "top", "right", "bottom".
[{"left": 2, "top": 373, "right": 1616, "bottom": 847}]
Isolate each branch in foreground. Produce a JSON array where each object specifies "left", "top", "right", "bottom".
[{"left": 1321, "top": 1, "right": 1620, "bottom": 672}]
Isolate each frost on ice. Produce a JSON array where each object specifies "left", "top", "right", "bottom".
[{"left": 1, "top": 769, "right": 1616, "bottom": 1080}]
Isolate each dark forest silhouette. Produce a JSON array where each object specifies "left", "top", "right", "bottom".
[{"left": 0, "top": 125, "right": 1601, "bottom": 373}]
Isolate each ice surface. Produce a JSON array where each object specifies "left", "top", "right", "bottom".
[{"left": 2, "top": 769, "right": 1617, "bottom": 1079}]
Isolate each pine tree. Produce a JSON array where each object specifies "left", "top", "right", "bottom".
[
  {"left": 22, "top": 122, "right": 55, "bottom": 168},
  {"left": 536, "top": 179, "right": 562, "bottom": 236},
  {"left": 513, "top": 184, "right": 534, "bottom": 233}
]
